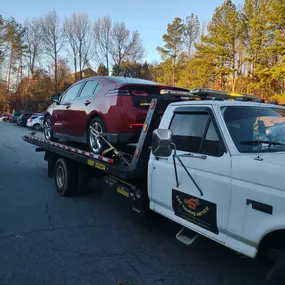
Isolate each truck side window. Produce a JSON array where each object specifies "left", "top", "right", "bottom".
[{"left": 170, "top": 113, "right": 223, "bottom": 157}]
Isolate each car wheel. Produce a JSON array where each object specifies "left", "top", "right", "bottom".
[
  {"left": 88, "top": 117, "right": 106, "bottom": 154},
  {"left": 44, "top": 116, "right": 58, "bottom": 142},
  {"left": 33, "top": 124, "right": 41, "bottom": 131}
]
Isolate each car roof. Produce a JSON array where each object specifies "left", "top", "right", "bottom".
[
  {"left": 78, "top": 76, "right": 160, "bottom": 85},
  {"left": 170, "top": 100, "right": 285, "bottom": 109}
]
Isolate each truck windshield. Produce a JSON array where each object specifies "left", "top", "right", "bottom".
[{"left": 222, "top": 106, "right": 285, "bottom": 153}]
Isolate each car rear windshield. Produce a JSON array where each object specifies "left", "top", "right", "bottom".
[{"left": 108, "top": 76, "right": 160, "bottom": 85}]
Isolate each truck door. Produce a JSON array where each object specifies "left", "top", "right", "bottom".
[{"left": 149, "top": 106, "right": 231, "bottom": 243}]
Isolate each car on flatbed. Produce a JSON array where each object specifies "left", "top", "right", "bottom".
[
  {"left": 24, "top": 89, "right": 285, "bottom": 285},
  {"left": 43, "top": 76, "right": 189, "bottom": 154}
]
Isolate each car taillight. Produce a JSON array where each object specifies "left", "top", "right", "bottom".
[
  {"left": 131, "top": 90, "right": 148, "bottom": 96},
  {"left": 29, "top": 119, "right": 32, "bottom": 123}
]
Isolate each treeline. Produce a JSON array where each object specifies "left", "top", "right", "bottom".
[
  {"left": 1, "top": 0, "right": 285, "bottom": 112},
  {"left": 0, "top": 12, "right": 146, "bottom": 111},
  {"left": 154, "top": 0, "right": 285, "bottom": 102}
]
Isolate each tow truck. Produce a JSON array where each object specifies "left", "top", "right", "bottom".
[{"left": 23, "top": 88, "right": 285, "bottom": 285}]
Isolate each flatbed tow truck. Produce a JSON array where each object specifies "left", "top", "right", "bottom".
[{"left": 23, "top": 89, "right": 285, "bottom": 284}]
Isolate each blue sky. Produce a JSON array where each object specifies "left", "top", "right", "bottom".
[{"left": 2, "top": 0, "right": 244, "bottom": 63}]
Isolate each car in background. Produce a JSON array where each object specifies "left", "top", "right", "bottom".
[
  {"left": 43, "top": 76, "right": 189, "bottom": 153},
  {"left": 26, "top": 115, "right": 44, "bottom": 131},
  {"left": 9, "top": 112, "right": 22, "bottom": 123},
  {"left": 17, "top": 112, "right": 34, "bottom": 126},
  {"left": 0, "top": 114, "right": 9, "bottom": 122}
]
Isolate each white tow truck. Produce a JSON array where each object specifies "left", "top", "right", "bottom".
[{"left": 24, "top": 89, "right": 285, "bottom": 284}]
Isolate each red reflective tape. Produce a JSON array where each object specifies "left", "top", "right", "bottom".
[
  {"left": 57, "top": 143, "right": 61, "bottom": 147},
  {"left": 98, "top": 155, "right": 103, "bottom": 160},
  {"left": 107, "top": 159, "right": 114, "bottom": 164},
  {"left": 89, "top": 153, "right": 94, "bottom": 157},
  {"left": 74, "top": 149, "right": 78, "bottom": 153},
  {"left": 82, "top": 151, "right": 86, "bottom": 155},
  {"left": 67, "top": 147, "right": 71, "bottom": 151}
]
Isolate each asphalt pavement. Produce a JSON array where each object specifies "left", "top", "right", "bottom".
[{"left": 0, "top": 122, "right": 267, "bottom": 285}]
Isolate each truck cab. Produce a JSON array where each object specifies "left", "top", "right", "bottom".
[{"left": 148, "top": 100, "right": 285, "bottom": 260}]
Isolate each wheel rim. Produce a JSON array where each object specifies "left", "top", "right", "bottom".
[
  {"left": 89, "top": 122, "right": 103, "bottom": 153},
  {"left": 35, "top": 124, "right": 40, "bottom": 131},
  {"left": 44, "top": 119, "right": 52, "bottom": 140},
  {"left": 56, "top": 166, "right": 64, "bottom": 188}
]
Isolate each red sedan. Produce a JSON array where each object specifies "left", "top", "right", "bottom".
[{"left": 43, "top": 76, "right": 188, "bottom": 153}]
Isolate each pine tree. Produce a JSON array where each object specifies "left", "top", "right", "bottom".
[
  {"left": 97, "top": 64, "right": 108, "bottom": 76},
  {"left": 200, "top": 0, "right": 240, "bottom": 90},
  {"left": 184, "top": 14, "right": 200, "bottom": 56},
  {"left": 156, "top": 17, "right": 185, "bottom": 85}
]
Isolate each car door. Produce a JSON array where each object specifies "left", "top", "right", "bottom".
[
  {"left": 70, "top": 80, "right": 103, "bottom": 138},
  {"left": 150, "top": 105, "right": 231, "bottom": 243},
  {"left": 52, "top": 82, "right": 83, "bottom": 135}
]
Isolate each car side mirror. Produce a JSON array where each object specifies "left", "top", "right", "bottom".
[
  {"left": 152, "top": 129, "right": 173, "bottom": 157},
  {"left": 51, "top": 94, "right": 61, "bottom": 104}
]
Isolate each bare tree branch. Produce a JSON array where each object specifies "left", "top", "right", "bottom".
[
  {"left": 40, "top": 10, "right": 64, "bottom": 92},
  {"left": 93, "top": 15, "right": 112, "bottom": 75},
  {"left": 23, "top": 18, "right": 42, "bottom": 78},
  {"left": 110, "top": 22, "right": 145, "bottom": 68}
]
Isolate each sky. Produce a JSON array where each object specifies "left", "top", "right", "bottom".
[{"left": 2, "top": 0, "right": 245, "bottom": 64}]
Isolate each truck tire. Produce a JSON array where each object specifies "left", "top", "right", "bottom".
[
  {"left": 264, "top": 259, "right": 285, "bottom": 285},
  {"left": 54, "top": 158, "right": 77, "bottom": 196}
]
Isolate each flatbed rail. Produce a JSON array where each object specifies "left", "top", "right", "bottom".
[{"left": 22, "top": 134, "right": 139, "bottom": 179}]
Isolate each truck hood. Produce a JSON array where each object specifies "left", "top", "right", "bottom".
[
  {"left": 259, "top": 152, "right": 285, "bottom": 166},
  {"left": 232, "top": 153, "right": 285, "bottom": 190}
]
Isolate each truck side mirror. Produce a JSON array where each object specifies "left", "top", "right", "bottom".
[{"left": 152, "top": 129, "right": 173, "bottom": 157}]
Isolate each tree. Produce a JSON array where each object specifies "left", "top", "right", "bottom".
[
  {"left": 111, "top": 60, "right": 152, "bottom": 79},
  {"left": 23, "top": 19, "right": 42, "bottom": 78},
  {"left": 196, "top": 0, "right": 241, "bottom": 90},
  {"left": 40, "top": 10, "right": 64, "bottom": 93},
  {"left": 110, "top": 22, "right": 145, "bottom": 68},
  {"left": 156, "top": 17, "right": 185, "bottom": 85},
  {"left": 64, "top": 13, "right": 92, "bottom": 81},
  {"left": 97, "top": 64, "right": 108, "bottom": 76},
  {"left": 93, "top": 16, "right": 112, "bottom": 75},
  {"left": 5, "top": 17, "right": 26, "bottom": 92},
  {"left": 184, "top": 14, "right": 200, "bottom": 56}
]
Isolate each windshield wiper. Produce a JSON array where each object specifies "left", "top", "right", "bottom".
[{"left": 239, "top": 140, "right": 285, "bottom": 147}]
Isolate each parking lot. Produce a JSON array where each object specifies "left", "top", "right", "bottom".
[{"left": 0, "top": 122, "right": 267, "bottom": 285}]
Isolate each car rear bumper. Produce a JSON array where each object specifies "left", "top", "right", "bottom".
[{"left": 106, "top": 133, "right": 138, "bottom": 144}]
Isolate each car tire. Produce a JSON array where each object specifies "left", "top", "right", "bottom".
[
  {"left": 264, "top": 259, "right": 285, "bottom": 285},
  {"left": 44, "top": 116, "right": 58, "bottom": 142},
  {"left": 54, "top": 158, "right": 77, "bottom": 196},
  {"left": 33, "top": 123, "right": 41, "bottom": 131},
  {"left": 88, "top": 117, "right": 107, "bottom": 154}
]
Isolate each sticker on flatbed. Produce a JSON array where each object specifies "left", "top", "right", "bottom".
[
  {"left": 94, "top": 162, "right": 106, "bottom": 171},
  {"left": 117, "top": 186, "right": 129, "bottom": 197},
  {"left": 87, "top": 160, "right": 95, "bottom": 166},
  {"left": 172, "top": 189, "right": 219, "bottom": 234}
]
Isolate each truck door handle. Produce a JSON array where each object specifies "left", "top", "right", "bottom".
[
  {"left": 65, "top": 105, "right": 71, "bottom": 109},
  {"left": 84, "top": 100, "right": 91, "bottom": 106}
]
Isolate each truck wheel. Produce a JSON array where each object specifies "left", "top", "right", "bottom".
[
  {"left": 265, "top": 259, "right": 285, "bottom": 285},
  {"left": 54, "top": 158, "right": 77, "bottom": 196}
]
